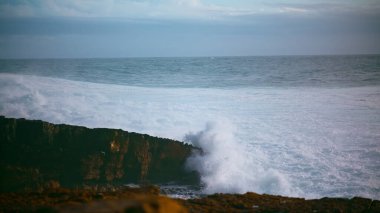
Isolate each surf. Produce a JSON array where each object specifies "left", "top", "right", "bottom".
[{"left": 1, "top": 66, "right": 380, "bottom": 199}]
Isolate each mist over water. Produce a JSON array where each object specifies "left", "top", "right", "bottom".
[{"left": 0, "top": 55, "right": 380, "bottom": 199}]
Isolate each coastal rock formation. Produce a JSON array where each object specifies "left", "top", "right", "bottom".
[
  {"left": 0, "top": 116, "right": 378, "bottom": 212},
  {"left": 182, "top": 192, "right": 380, "bottom": 213},
  {"left": 0, "top": 186, "right": 378, "bottom": 213},
  {"left": 0, "top": 185, "right": 189, "bottom": 213},
  {"left": 0, "top": 116, "right": 199, "bottom": 192}
]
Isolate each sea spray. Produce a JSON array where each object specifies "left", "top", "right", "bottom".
[{"left": 184, "top": 121, "right": 294, "bottom": 195}]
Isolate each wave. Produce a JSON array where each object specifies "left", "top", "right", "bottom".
[
  {"left": 1, "top": 73, "right": 380, "bottom": 199},
  {"left": 184, "top": 121, "right": 294, "bottom": 195}
]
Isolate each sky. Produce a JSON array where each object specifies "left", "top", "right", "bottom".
[{"left": 0, "top": 0, "right": 379, "bottom": 58}]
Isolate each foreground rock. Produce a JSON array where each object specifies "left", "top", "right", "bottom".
[
  {"left": 0, "top": 185, "right": 188, "bottom": 213},
  {"left": 0, "top": 116, "right": 199, "bottom": 192},
  {"left": 182, "top": 192, "right": 380, "bottom": 213},
  {"left": 0, "top": 186, "right": 378, "bottom": 213}
]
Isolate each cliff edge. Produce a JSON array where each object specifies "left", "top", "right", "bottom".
[{"left": 0, "top": 116, "right": 199, "bottom": 192}]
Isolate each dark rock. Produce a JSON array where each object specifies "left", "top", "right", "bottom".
[
  {"left": 0, "top": 185, "right": 378, "bottom": 213},
  {"left": 366, "top": 200, "right": 380, "bottom": 213},
  {"left": 182, "top": 193, "right": 379, "bottom": 213},
  {"left": 350, "top": 197, "right": 372, "bottom": 212},
  {"left": 0, "top": 116, "right": 200, "bottom": 192},
  {"left": 0, "top": 186, "right": 188, "bottom": 213}
]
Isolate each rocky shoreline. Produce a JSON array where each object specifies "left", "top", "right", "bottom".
[
  {"left": 0, "top": 116, "right": 379, "bottom": 212},
  {"left": 0, "top": 185, "right": 378, "bottom": 212}
]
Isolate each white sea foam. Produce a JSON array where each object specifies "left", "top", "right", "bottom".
[
  {"left": 1, "top": 73, "right": 380, "bottom": 199},
  {"left": 184, "top": 121, "right": 293, "bottom": 195}
]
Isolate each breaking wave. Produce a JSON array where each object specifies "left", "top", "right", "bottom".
[{"left": 184, "top": 121, "right": 294, "bottom": 195}]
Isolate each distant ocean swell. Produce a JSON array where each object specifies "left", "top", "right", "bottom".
[{"left": 1, "top": 72, "right": 379, "bottom": 199}]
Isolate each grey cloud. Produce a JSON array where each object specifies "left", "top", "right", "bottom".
[{"left": 0, "top": 1, "right": 379, "bottom": 58}]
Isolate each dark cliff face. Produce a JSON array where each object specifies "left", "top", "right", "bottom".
[{"left": 0, "top": 116, "right": 199, "bottom": 192}]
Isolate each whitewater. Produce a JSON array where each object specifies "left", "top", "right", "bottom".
[{"left": 0, "top": 55, "right": 379, "bottom": 199}]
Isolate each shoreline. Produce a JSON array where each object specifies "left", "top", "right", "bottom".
[
  {"left": 0, "top": 116, "right": 379, "bottom": 212},
  {"left": 0, "top": 185, "right": 378, "bottom": 212}
]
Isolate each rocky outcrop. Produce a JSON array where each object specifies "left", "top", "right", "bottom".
[
  {"left": 182, "top": 193, "right": 380, "bottom": 213},
  {"left": 0, "top": 185, "right": 188, "bottom": 213},
  {"left": 0, "top": 186, "right": 378, "bottom": 213},
  {"left": 0, "top": 116, "right": 199, "bottom": 192}
]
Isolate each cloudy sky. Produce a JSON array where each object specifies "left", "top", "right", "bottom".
[{"left": 0, "top": 0, "right": 379, "bottom": 58}]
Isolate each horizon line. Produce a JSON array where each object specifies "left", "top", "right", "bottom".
[{"left": 1, "top": 53, "right": 380, "bottom": 60}]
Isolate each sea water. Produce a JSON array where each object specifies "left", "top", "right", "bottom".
[{"left": 0, "top": 55, "right": 379, "bottom": 199}]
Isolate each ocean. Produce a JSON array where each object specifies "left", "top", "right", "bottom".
[{"left": 0, "top": 55, "right": 379, "bottom": 199}]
